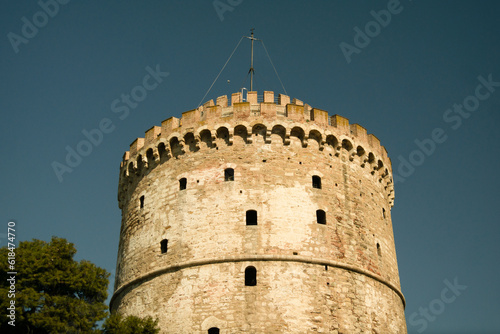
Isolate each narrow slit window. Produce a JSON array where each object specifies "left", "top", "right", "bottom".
[
  {"left": 179, "top": 178, "right": 187, "bottom": 190},
  {"left": 208, "top": 328, "right": 220, "bottom": 334},
  {"left": 224, "top": 168, "right": 234, "bottom": 181},
  {"left": 310, "top": 109, "right": 315, "bottom": 121},
  {"left": 377, "top": 243, "right": 382, "bottom": 257},
  {"left": 382, "top": 208, "right": 386, "bottom": 219},
  {"left": 140, "top": 195, "right": 144, "bottom": 209},
  {"left": 245, "top": 266, "right": 257, "bottom": 286},
  {"left": 160, "top": 239, "right": 168, "bottom": 254},
  {"left": 246, "top": 210, "right": 257, "bottom": 226},
  {"left": 312, "top": 175, "right": 322, "bottom": 189},
  {"left": 316, "top": 210, "right": 326, "bottom": 225}
]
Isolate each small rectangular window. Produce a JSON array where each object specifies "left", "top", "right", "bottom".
[
  {"left": 179, "top": 178, "right": 187, "bottom": 190},
  {"left": 140, "top": 195, "right": 144, "bottom": 208},
  {"left": 160, "top": 239, "right": 168, "bottom": 254},
  {"left": 245, "top": 266, "right": 257, "bottom": 286},
  {"left": 316, "top": 210, "right": 326, "bottom": 225},
  {"left": 312, "top": 175, "right": 322, "bottom": 189},
  {"left": 224, "top": 168, "right": 234, "bottom": 181},
  {"left": 246, "top": 210, "right": 257, "bottom": 225}
]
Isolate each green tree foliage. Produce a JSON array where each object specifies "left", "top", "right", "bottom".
[
  {"left": 0, "top": 237, "right": 160, "bottom": 333},
  {"left": 101, "top": 314, "right": 160, "bottom": 334},
  {"left": 0, "top": 237, "right": 109, "bottom": 333}
]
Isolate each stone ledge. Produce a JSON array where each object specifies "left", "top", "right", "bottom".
[{"left": 110, "top": 254, "right": 406, "bottom": 310}]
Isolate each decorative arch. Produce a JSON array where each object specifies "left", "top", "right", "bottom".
[
  {"left": 252, "top": 124, "right": 267, "bottom": 143},
  {"left": 234, "top": 125, "right": 248, "bottom": 144},
  {"left": 216, "top": 126, "right": 231, "bottom": 146},
  {"left": 290, "top": 126, "right": 305, "bottom": 147},
  {"left": 169, "top": 136, "right": 184, "bottom": 157},
  {"left": 158, "top": 142, "right": 169, "bottom": 163},
  {"left": 377, "top": 159, "right": 384, "bottom": 170},
  {"left": 356, "top": 145, "right": 365, "bottom": 157},
  {"left": 184, "top": 132, "right": 199, "bottom": 153},
  {"left": 308, "top": 129, "right": 322, "bottom": 149},
  {"left": 325, "top": 134, "right": 338, "bottom": 148},
  {"left": 199, "top": 129, "right": 214, "bottom": 149},
  {"left": 128, "top": 161, "right": 135, "bottom": 175},
  {"left": 368, "top": 152, "right": 375, "bottom": 164},
  {"left": 325, "top": 134, "right": 339, "bottom": 155},
  {"left": 341, "top": 138, "right": 353, "bottom": 151},
  {"left": 271, "top": 124, "right": 286, "bottom": 144},
  {"left": 146, "top": 148, "right": 155, "bottom": 165},
  {"left": 136, "top": 154, "right": 144, "bottom": 171}
]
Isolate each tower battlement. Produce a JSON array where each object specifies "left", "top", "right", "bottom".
[{"left": 119, "top": 91, "right": 395, "bottom": 209}]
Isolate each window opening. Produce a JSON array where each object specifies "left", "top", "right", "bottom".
[
  {"left": 312, "top": 175, "right": 322, "bottom": 189},
  {"left": 160, "top": 239, "right": 168, "bottom": 254},
  {"left": 224, "top": 168, "right": 234, "bottom": 181},
  {"left": 245, "top": 266, "right": 257, "bottom": 286},
  {"left": 246, "top": 210, "right": 257, "bottom": 226},
  {"left": 316, "top": 210, "right": 326, "bottom": 225},
  {"left": 179, "top": 178, "right": 187, "bottom": 190}
]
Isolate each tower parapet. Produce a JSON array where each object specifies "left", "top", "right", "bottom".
[
  {"left": 112, "top": 91, "right": 406, "bottom": 333},
  {"left": 118, "top": 91, "right": 395, "bottom": 209}
]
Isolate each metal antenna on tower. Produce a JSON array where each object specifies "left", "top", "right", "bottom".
[
  {"left": 245, "top": 28, "right": 260, "bottom": 91},
  {"left": 198, "top": 29, "right": 287, "bottom": 107}
]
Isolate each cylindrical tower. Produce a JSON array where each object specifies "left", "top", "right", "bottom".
[{"left": 110, "top": 91, "right": 407, "bottom": 333}]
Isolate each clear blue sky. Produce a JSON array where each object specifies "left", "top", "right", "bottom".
[{"left": 1, "top": 1, "right": 499, "bottom": 333}]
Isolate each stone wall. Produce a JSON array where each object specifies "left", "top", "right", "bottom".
[{"left": 111, "top": 91, "right": 406, "bottom": 333}]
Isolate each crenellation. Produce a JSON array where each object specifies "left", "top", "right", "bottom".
[
  {"left": 233, "top": 102, "right": 251, "bottom": 120},
  {"left": 203, "top": 99, "right": 215, "bottom": 108},
  {"left": 311, "top": 108, "right": 329, "bottom": 126},
  {"left": 145, "top": 126, "right": 161, "bottom": 145},
  {"left": 231, "top": 92, "right": 242, "bottom": 105},
  {"left": 247, "top": 91, "right": 258, "bottom": 104},
  {"left": 330, "top": 114, "right": 350, "bottom": 132},
  {"left": 350, "top": 124, "right": 368, "bottom": 148},
  {"left": 206, "top": 105, "right": 222, "bottom": 121},
  {"left": 129, "top": 138, "right": 144, "bottom": 155},
  {"left": 260, "top": 102, "right": 278, "bottom": 120},
  {"left": 120, "top": 151, "right": 130, "bottom": 168},
  {"left": 292, "top": 97, "right": 303, "bottom": 106},
  {"left": 181, "top": 109, "right": 198, "bottom": 127},
  {"left": 263, "top": 90, "right": 274, "bottom": 103},
  {"left": 286, "top": 104, "right": 305, "bottom": 121},
  {"left": 161, "top": 117, "right": 180, "bottom": 139},
  {"left": 278, "top": 93, "right": 290, "bottom": 106},
  {"left": 367, "top": 134, "right": 381, "bottom": 156},
  {"left": 216, "top": 95, "right": 228, "bottom": 107}
]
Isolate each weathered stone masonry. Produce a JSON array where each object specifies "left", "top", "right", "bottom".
[{"left": 110, "top": 90, "right": 407, "bottom": 333}]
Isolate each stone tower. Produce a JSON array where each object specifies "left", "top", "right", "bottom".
[{"left": 110, "top": 90, "right": 407, "bottom": 333}]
